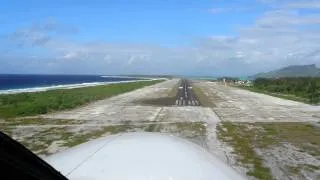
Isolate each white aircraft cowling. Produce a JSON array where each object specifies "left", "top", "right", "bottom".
[{"left": 45, "top": 132, "right": 247, "bottom": 180}]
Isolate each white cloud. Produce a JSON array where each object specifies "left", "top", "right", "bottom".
[
  {"left": 63, "top": 52, "right": 78, "bottom": 59},
  {"left": 210, "top": 7, "right": 252, "bottom": 14},
  {"left": 258, "top": 0, "right": 320, "bottom": 10},
  {"left": 8, "top": 18, "right": 77, "bottom": 47},
  {"left": 210, "top": 8, "right": 230, "bottom": 14},
  {"left": 191, "top": 8, "right": 320, "bottom": 73},
  {"left": 286, "top": 1, "right": 320, "bottom": 9},
  {"left": 1, "top": 6, "right": 320, "bottom": 76},
  {"left": 256, "top": 10, "right": 320, "bottom": 27}
]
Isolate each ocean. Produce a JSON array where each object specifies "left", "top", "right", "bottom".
[{"left": 0, "top": 74, "right": 145, "bottom": 94}]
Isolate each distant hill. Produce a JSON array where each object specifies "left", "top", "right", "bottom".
[{"left": 252, "top": 64, "right": 320, "bottom": 79}]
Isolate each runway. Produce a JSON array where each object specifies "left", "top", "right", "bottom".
[{"left": 175, "top": 79, "right": 200, "bottom": 106}]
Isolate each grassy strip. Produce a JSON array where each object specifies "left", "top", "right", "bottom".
[
  {"left": 168, "top": 81, "right": 179, "bottom": 98},
  {"left": 236, "top": 85, "right": 310, "bottom": 104},
  {"left": 62, "top": 125, "right": 132, "bottom": 148},
  {"left": 7, "top": 121, "right": 207, "bottom": 156},
  {"left": 173, "top": 121, "right": 207, "bottom": 136},
  {"left": 64, "top": 121, "right": 208, "bottom": 148},
  {"left": 0, "top": 118, "right": 84, "bottom": 126},
  {"left": 17, "top": 125, "right": 132, "bottom": 155},
  {"left": 137, "top": 80, "right": 179, "bottom": 106},
  {"left": 0, "top": 80, "right": 163, "bottom": 118},
  {"left": 217, "top": 122, "right": 320, "bottom": 179},
  {"left": 259, "top": 122, "right": 320, "bottom": 157},
  {"left": 217, "top": 122, "right": 274, "bottom": 179},
  {"left": 144, "top": 121, "right": 207, "bottom": 135},
  {"left": 63, "top": 121, "right": 207, "bottom": 148},
  {"left": 192, "top": 85, "right": 216, "bottom": 107}
]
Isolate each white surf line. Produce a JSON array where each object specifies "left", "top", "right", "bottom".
[
  {"left": 0, "top": 79, "right": 161, "bottom": 95},
  {"left": 101, "top": 75, "right": 168, "bottom": 81}
]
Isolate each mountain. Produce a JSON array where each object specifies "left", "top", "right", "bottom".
[{"left": 252, "top": 64, "right": 320, "bottom": 79}]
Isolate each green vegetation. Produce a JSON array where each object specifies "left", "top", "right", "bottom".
[
  {"left": 0, "top": 80, "right": 162, "bottom": 118},
  {"left": 287, "top": 163, "right": 320, "bottom": 176},
  {"left": 244, "top": 77, "right": 320, "bottom": 104},
  {"left": 217, "top": 122, "right": 274, "bottom": 179},
  {"left": 62, "top": 125, "right": 132, "bottom": 147},
  {"left": 304, "top": 164, "right": 320, "bottom": 171},
  {"left": 252, "top": 64, "right": 320, "bottom": 79},
  {"left": 0, "top": 118, "right": 84, "bottom": 126},
  {"left": 254, "top": 122, "right": 319, "bottom": 156},
  {"left": 172, "top": 121, "right": 207, "bottom": 140},
  {"left": 144, "top": 121, "right": 207, "bottom": 134},
  {"left": 173, "top": 122, "right": 206, "bottom": 135},
  {"left": 17, "top": 125, "right": 132, "bottom": 155},
  {"left": 1, "top": 126, "right": 14, "bottom": 136},
  {"left": 167, "top": 82, "right": 179, "bottom": 98},
  {"left": 217, "top": 122, "right": 320, "bottom": 179},
  {"left": 287, "top": 166, "right": 300, "bottom": 175},
  {"left": 61, "top": 121, "right": 207, "bottom": 153},
  {"left": 17, "top": 127, "right": 66, "bottom": 154},
  {"left": 6, "top": 121, "right": 208, "bottom": 156},
  {"left": 193, "top": 85, "right": 216, "bottom": 107},
  {"left": 144, "top": 123, "right": 159, "bottom": 132},
  {"left": 143, "top": 121, "right": 207, "bottom": 143}
]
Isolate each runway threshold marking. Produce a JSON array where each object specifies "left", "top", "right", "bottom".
[{"left": 175, "top": 79, "right": 201, "bottom": 106}]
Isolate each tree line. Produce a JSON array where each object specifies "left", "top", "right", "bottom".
[{"left": 253, "top": 77, "right": 320, "bottom": 104}]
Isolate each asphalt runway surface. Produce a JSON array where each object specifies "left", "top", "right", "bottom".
[{"left": 175, "top": 79, "right": 200, "bottom": 106}]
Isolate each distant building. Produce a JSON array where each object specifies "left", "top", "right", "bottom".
[{"left": 235, "top": 80, "right": 252, "bottom": 86}]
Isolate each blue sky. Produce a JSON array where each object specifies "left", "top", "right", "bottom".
[{"left": 1, "top": 0, "right": 320, "bottom": 75}]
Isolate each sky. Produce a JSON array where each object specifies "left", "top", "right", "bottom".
[{"left": 1, "top": 0, "right": 320, "bottom": 76}]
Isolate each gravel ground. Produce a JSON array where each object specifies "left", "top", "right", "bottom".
[
  {"left": 196, "top": 81, "right": 320, "bottom": 122},
  {"left": 3, "top": 79, "right": 319, "bottom": 180},
  {"left": 40, "top": 79, "right": 226, "bottom": 160},
  {"left": 42, "top": 79, "right": 179, "bottom": 122},
  {"left": 196, "top": 81, "right": 320, "bottom": 180}
]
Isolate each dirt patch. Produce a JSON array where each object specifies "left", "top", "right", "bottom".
[
  {"left": 217, "top": 122, "right": 320, "bottom": 180},
  {"left": 137, "top": 97, "right": 176, "bottom": 106},
  {"left": 197, "top": 81, "right": 320, "bottom": 122},
  {"left": 2, "top": 121, "right": 209, "bottom": 157},
  {"left": 136, "top": 80, "right": 179, "bottom": 106},
  {"left": 144, "top": 121, "right": 207, "bottom": 142},
  {"left": 192, "top": 84, "right": 215, "bottom": 107}
]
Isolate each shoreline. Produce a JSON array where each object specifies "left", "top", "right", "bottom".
[
  {"left": 0, "top": 80, "right": 165, "bottom": 118},
  {"left": 0, "top": 78, "right": 164, "bottom": 95}
]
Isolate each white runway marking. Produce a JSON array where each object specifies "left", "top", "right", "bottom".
[{"left": 175, "top": 79, "right": 200, "bottom": 106}]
